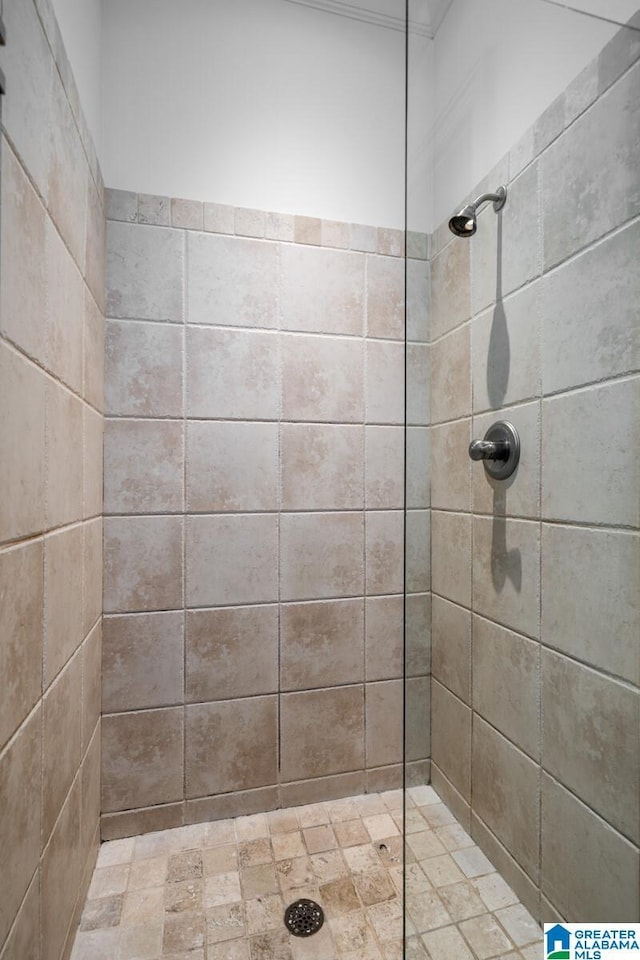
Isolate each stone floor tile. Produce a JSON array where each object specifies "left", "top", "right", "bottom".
[
  {"left": 297, "top": 803, "right": 330, "bottom": 828},
  {"left": 433, "top": 823, "right": 474, "bottom": 851},
  {"left": 236, "top": 813, "right": 269, "bottom": 841},
  {"left": 381, "top": 789, "right": 404, "bottom": 811},
  {"left": 320, "top": 876, "right": 361, "bottom": 917},
  {"left": 205, "top": 902, "right": 246, "bottom": 944},
  {"left": 164, "top": 879, "right": 203, "bottom": 915},
  {"left": 133, "top": 830, "right": 175, "bottom": 860},
  {"left": 171, "top": 823, "right": 208, "bottom": 849},
  {"left": 290, "top": 923, "right": 338, "bottom": 960},
  {"left": 472, "top": 874, "right": 519, "bottom": 912},
  {"left": 205, "top": 871, "right": 242, "bottom": 907},
  {"left": 205, "top": 819, "right": 236, "bottom": 847},
  {"left": 310, "top": 849, "right": 349, "bottom": 883},
  {"left": 521, "top": 943, "right": 543, "bottom": 959},
  {"left": 459, "top": 913, "right": 514, "bottom": 959},
  {"left": 97, "top": 837, "right": 135, "bottom": 868},
  {"left": 342, "top": 844, "right": 383, "bottom": 874},
  {"left": 327, "top": 798, "right": 360, "bottom": 822},
  {"left": 241, "top": 862, "right": 279, "bottom": 898},
  {"left": 272, "top": 831, "right": 306, "bottom": 861},
  {"left": 71, "top": 929, "right": 120, "bottom": 960},
  {"left": 406, "top": 831, "right": 447, "bottom": 862},
  {"left": 205, "top": 844, "right": 239, "bottom": 877},
  {"left": 268, "top": 809, "right": 300, "bottom": 834},
  {"left": 437, "top": 881, "right": 486, "bottom": 921},
  {"left": 248, "top": 928, "right": 294, "bottom": 960},
  {"left": 407, "top": 785, "right": 439, "bottom": 806},
  {"left": 420, "top": 853, "right": 466, "bottom": 888},
  {"left": 244, "top": 893, "right": 284, "bottom": 936},
  {"left": 366, "top": 898, "right": 404, "bottom": 942},
  {"left": 303, "top": 824, "right": 338, "bottom": 854},
  {"left": 239, "top": 838, "right": 273, "bottom": 867},
  {"left": 79, "top": 894, "right": 124, "bottom": 931},
  {"left": 120, "top": 887, "right": 164, "bottom": 926},
  {"left": 335, "top": 820, "right": 370, "bottom": 848},
  {"left": 354, "top": 794, "right": 387, "bottom": 816},
  {"left": 168, "top": 849, "right": 204, "bottom": 883},
  {"left": 494, "top": 904, "right": 541, "bottom": 947},
  {"left": 353, "top": 869, "right": 397, "bottom": 908},
  {"left": 421, "top": 923, "right": 476, "bottom": 960},
  {"left": 206, "top": 940, "right": 248, "bottom": 959},
  {"left": 452, "top": 847, "right": 496, "bottom": 879},
  {"left": 117, "top": 921, "right": 163, "bottom": 959},
  {"left": 329, "top": 911, "right": 379, "bottom": 954},
  {"left": 363, "top": 814, "right": 400, "bottom": 842},
  {"left": 404, "top": 936, "right": 429, "bottom": 960},
  {"left": 405, "top": 889, "right": 451, "bottom": 934},
  {"left": 162, "top": 911, "right": 206, "bottom": 952},
  {"left": 404, "top": 809, "right": 431, "bottom": 834},
  {"left": 277, "top": 856, "right": 316, "bottom": 891},
  {"left": 404, "top": 863, "right": 432, "bottom": 895},
  {"left": 128, "top": 855, "right": 168, "bottom": 890},
  {"left": 88, "top": 864, "right": 130, "bottom": 899},
  {"left": 419, "top": 804, "right": 457, "bottom": 829}
]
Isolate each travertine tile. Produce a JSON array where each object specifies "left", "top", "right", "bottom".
[
  {"left": 104, "top": 516, "right": 183, "bottom": 613},
  {"left": 501, "top": 163, "right": 541, "bottom": 297},
  {"left": 48, "top": 69, "right": 88, "bottom": 267},
  {"left": 42, "top": 651, "right": 82, "bottom": 840},
  {"left": 44, "top": 524, "right": 84, "bottom": 687},
  {"left": 41, "top": 780, "right": 82, "bottom": 960},
  {"left": 365, "top": 682, "right": 403, "bottom": 769},
  {"left": 172, "top": 197, "right": 203, "bottom": 230},
  {"left": 494, "top": 903, "right": 540, "bottom": 947},
  {"left": 430, "top": 324, "right": 470, "bottom": 425},
  {"left": 137, "top": 193, "right": 171, "bottom": 226},
  {"left": 431, "top": 237, "right": 470, "bottom": 339},
  {"left": 282, "top": 334, "right": 363, "bottom": 423},
  {"left": 365, "top": 511, "right": 403, "bottom": 596},
  {"left": 376, "top": 228, "right": 403, "bottom": 258},
  {"left": 407, "top": 257, "right": 430, "bottom": 342},
  {"left": 459, "top": 914, "right": 514, "bottom": 959},
  {"left": 366, "top": 255, "right": 403, "bottom": 340},
  {"left": 422, "top": 924, "right": 476, "bottom": 960},
  {"left": 280, "top": 513, "right": 364, "bottom": 601},
  {"left": 365, "top": 595, "right": 403, "bottom": 681},
  {"left": 295, "top": 215, "right": 322, "bottom": 246},
  {"left": 266, "top": 211, "right": 294, "bottom": 241},
  {"left": 431, "top": 596, "right": 470, "bottom": 705},
  {"left": 204, "top": 202, "right": 235, "bottom": 235},
  {"left": 186, "top": 605, "right": 278, "bottom": 701},
  {"left": 431, "top": 682, "right": 471, "bottom": 801},
  {"left": 407, "top": 343, "right": 430, "bottom": 426},
  {"left": 321, "top": 219, "right": 350, "bottom": 249},
  {"left": 280, "top": 687, "right": 364, "bottom": 782},
  {"left": 472, "top": 516, "right": 540, "bottom": 639},
  {"left": 472, "top": 873, "right": 518, "bottom": 913},
  {"left": 366, "top": 340, "right": 404, "bottom": 425},
  {"left": 188, "top": 232, "right": 277, "bottom": 328},
  {"left": 365, "top": 426, "right": 404, "bottom": 509},
  {"left": 438, "top": 881, "right": 486, "bottom": 921},
  {"left": 430, "top": 419, "right": 471, "bottom": 512},
  {"left": 106, "top": 189, "right": 137, "bottom": 222},
  {"left": 431, "top": 511, "right": 471, "bottom": 608}
]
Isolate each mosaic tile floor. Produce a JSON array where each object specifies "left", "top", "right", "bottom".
[{"left": 71, "top": 786, "right": 543, "bottom": 960}]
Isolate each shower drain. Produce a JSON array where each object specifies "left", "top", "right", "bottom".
[{"left": 284, "top": 898, "right": 325, "bottom": 937}]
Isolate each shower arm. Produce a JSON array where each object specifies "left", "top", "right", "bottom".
[{"left": 470, "top": 188, "right": 507, "bottom": 214}]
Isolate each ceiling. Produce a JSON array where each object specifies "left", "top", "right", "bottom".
[{"left": 281, "top": 0, "right": 454, "bottom": 37}]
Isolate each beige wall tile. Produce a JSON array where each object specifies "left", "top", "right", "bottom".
[
  {"left": 204, "top": 202, "right": 235, "bottom": 234},
  {"left": 44, "top": 524, "right": 84, "bottom": 687},
  {"left": 104, "top": 516, "right": 184, "bottom": 613},
  {"left": 187, "top": 421, "right": 278, "bottom": 513},
  {"left": 365, "top": 595, "right": 403, "bottom": 681},
  {"left": 542, "top": 378, "right": 640, "bottom": 527},
  {"left": 0, "top": 540, "right": 43, "bottom": 751},
  {"left": 186, "top": 606, "right": 278, "bottom": 701},
  {"left": 83, "top": 287, "right": 105, "bottom": 412},
  {"left": 46, "top": 379, "right": 83, "bottom": 528},
  {"left": 501, "top": 163, "right": 541, "bottom": 298},
  {"left": 103, "top": 611, "right": 184, "bottom": 713},
  {"left": 101, "top": 803, "right": 184, "bottom": 841},
  {"left": 406, "top": 509, "right": 431, "bottom": 595},
  {"left": 281, "top": 245, "right": 364, "bottom": 336},
  {"left": 106, "top": 188, "right": 137, "bottom": 222},
  {"left": 366, "top": 255, "right": 404, "bottom": 340},
  {"left": 282, "top": 334, "right": 363, "bottom": 423},
  {"left": 0, "top": 871, "right": 40, "bottom": 960},
  {"left": 406, "top": 593, "right": 431, "bottom": 678},
  {"left": 185, "top": 697, "right": 278, "bottom": 797},
  {"left": 0, "top": 138, "right": 47, "bottom": 367},
  {"left": 431, "top": 596, "right": 471, "bottom": 704},
  {"left": 172, "top": 197, "right": 203, "bottom": 230},
  {"left": 431, "top": 325, "right": 471, "bottom": 425},
  {"left": 107, "top": 221, "right": 184, "bottom": 322},
  {"left": 431, "top": 238, "right": 470, "bottom": 340},
  {"left": 48, "top": 69, "right": 88, "bottom": 269},
  {"left": 407, "top": 343, "right": 430, "bottom": 427},
  {"left": 41, "top": 778, "right": 82, "bottom": 960},
  {"left": 104, "top": 419, "right": 184, "bottom": 514},
  {"left": 321, "top": 219, "right": 349, "bottom": 249},
  {"left": 432, "top": 511, "right": 471, "bottom": 608},
  {"left": 472, "top": 402, "right": 540, "bottom": 520},
  {"left": 42, "top": 650, "right": 82, "bottom": 841},
  {"left": 366, "top": 340, "right": 404, "bottom": 425},
  {"left": 81, "top": 621, "right": 102, "bottom": 754},
  {"left": 83, "top": 405, "right": 104, "bottom": 520},
  {"left": 541, "top": 524, "right": 640, "bottom": 685},
  {"left": 377, "top": 227, "right": 404, "bottom": 257},
  {"left": 280, "top": 687, "right": 364, "bottom": 782},
  {"left": 83, "top": 517, "right": 103, "bottom": 637},
  {"left": 365, "top": 426, "right": 404, "bottom": 510},
  {"left": 266, "top": 211, "right": 294, "bottom": 242},
  {"left": 186, "top": 514, "right": 278, "bottom": 607},
  {"left": 0, "top": 342, "right": 46, "bottom": 542},
  {"left": 138, "top": 193, "right": 170, "bottom": 226},
  {"left": 366, "top": 680, "right": 403, "bottom": 768},
  {"left": 280, "top": 599, "right": 364, "bottom": 691},
  {"left": 542, "top": 649, "right": 639, "bottom": 843},
  {"left": 406, "top": 429, "right": 430, "bottom": 513},
  {"left": 281, "top": 423, "right": 363, "bottom": 511},
  {"left": 407, "top": 257, "right": 430, "bottom": 342},
  {"left": 473, "top": 617, "right": 540, "bottom": 760},
  {"left": 280, "top": 513, "right": 364, "bottom": 601},
  {"left": 187, "top": 233, "right": 277, "bottom": 328},
  {"left": 472, "top": 718, "right": 540, "bottom": 880},
  {"left": 295, "top": 215, "right": 321, "bottom": 245},
  {"left": 0, "top": 706, "right": 42, "bottom": 948},
  {"left": 471, "top": 285, "right": 540, "bottom": 414},
  {"left": 280, "top": 772, "right": 365, "bottom": 809},
  {"left": 105, "top": 320, "right": 183, "bottom": 417},
  {"left": 102, "top": 708, "right": 184, "bottom": 813},
  {"left": 431, "top": 420, "right": 472, "bottom": 512},
  {"left": 234, "top": 207, "right": 265, "bottom": 238},
  {"left": 350, "top": 223, "right": 376, "bottom": 253},
  {"left": 187, "top": 326, "right": 280, "bottom": 420},
  {"left": 431, "top": 681, "right": 470, "bottom": 799},
  {"left": 365, "top": 511, "right": 403, "bottom": 596},
  {"left": 541, "top": 773, "right": 639, "bottom": 921},
  {"left": 472, "top": 516, "right": 540, "bottom": 639},
  {"left": 85, "top": 177, "right": 106, "bottom": 315}
]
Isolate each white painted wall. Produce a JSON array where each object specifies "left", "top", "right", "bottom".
[
  {"left": 431, "top": 0, "right": 622, "bottom": 226},
  {"left": 101, "top": 0, "right": 408, "bottom": 229},
  {"left": 51, "top": 0, "right": 103, "bottom": 155}
]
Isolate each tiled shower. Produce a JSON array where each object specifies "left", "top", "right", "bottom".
[{"left": 0, "top": 0, "right": 638, "bottom": 958}]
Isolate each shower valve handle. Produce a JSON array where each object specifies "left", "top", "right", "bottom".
[
  {"left": 468, "top": 421, "right": 520, "bottom": 481},
  {"left": 469, "top": 439, "right": 509, "bottom": 462}
]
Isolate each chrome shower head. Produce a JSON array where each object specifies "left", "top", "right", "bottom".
[{"left": 448, "top": 185, "right": 507, "bottom": 238}]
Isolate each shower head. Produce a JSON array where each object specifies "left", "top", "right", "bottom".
[{"left": 448, "top": 185, "right": 507, "bottom": 238}]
